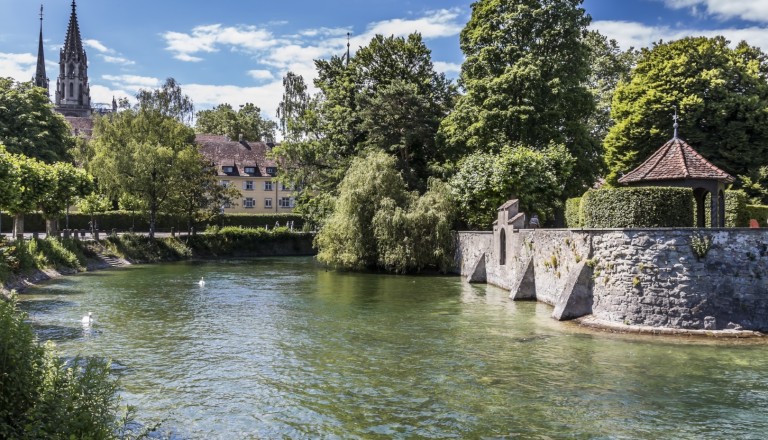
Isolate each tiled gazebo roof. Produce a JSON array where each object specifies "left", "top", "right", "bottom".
[{"left": 618, "top": 137, "right": 734, "bottom": 184}]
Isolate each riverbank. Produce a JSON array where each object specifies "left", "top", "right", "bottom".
[{"left": 1, "top": 228, "right": 316, "bottom": 297}]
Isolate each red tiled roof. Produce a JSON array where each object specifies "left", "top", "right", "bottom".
[
  {"left": 65, "top": 116, "right": 94, "bottom": 138},
  {"left": 618, "top": 137, "right": 734, "bottom": 184},
  {"left": 195, "top": 134, "right": 277, "bottom": 177}
]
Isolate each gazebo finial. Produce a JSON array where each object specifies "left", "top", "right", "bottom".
[{"left": 673, "top": 106, "right": 679, "bottom": 139}]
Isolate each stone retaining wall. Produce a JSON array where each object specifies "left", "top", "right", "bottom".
[{"left": 455, "top": 228, "right": 768, "bottom": 332}]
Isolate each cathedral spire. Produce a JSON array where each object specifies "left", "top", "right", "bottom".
[
  {"left": 63, "top": 0, "right": 84, "bottom": 60},
  {"left": 34, "top": 4, "right": 49, "bottom": 93}
]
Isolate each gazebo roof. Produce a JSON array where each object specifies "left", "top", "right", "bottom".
[{"left": 618, "top": 137, "right": 735, "bottom": 184}]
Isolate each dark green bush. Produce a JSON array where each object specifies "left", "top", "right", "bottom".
[
  {"left": 0, "top": 295, "right": 122, "bottom": 439},
  {"left": 582, "top": 187, "right": 694, "bottom": 228},
  {"left": 747, "top": 204, "right": 768, "bottom": 226},
  {"left": 104, "top": 234, "right": 191, "bottom": 263},
  {"left": 186, "top": 227, "right": 312, "bottom": 257},
  {"left": 565, "top": 197, "right": 583, "bottom": 228},
  {"left": 725, "top": 190, "right": 749, "bottom": 227}
]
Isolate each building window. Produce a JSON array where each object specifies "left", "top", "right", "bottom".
[
  {"left": 222, "top": 166, "right": 234, "bottom": 173},
  {"left": 221, "top": 180, "right": 230, "bottom": 187},
  {"left": 281, "top": 182, "right": 293, "bottom": 191},
  {"left": 244, "top": 167, "right": 256, "bottom": 174},
  {"left": 266, "top": 167, "right": 277, "bottom": 176},
  {"left": 244, "top": 198, "right": 255, "bottom": 209},
  {"left": 223, "top": 201, "right": 231, "bottom": 209},
  {"left": 279, "top": 197, "right": 295, "bottom": 208},
  {"left": 244, "top": 181, "right": 254, "bottom": 190},
  {"left": 264, "top": 181, "right": 273, "bottom": 191},
  {"left": 264, "top": 198, "right": 272, "bottom": 208},
  {"left": 69, "top": 82, "right": 74, "bottom": 98}
]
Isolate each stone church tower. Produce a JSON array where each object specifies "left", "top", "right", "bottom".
[{"left": 54, "top": 0, "right": 91, "bottom": 117}]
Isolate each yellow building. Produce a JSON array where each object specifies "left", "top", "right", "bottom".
[{"left": 196, "top": 134, "right": 297, "bottom": 214}]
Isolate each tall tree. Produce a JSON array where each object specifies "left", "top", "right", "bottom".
[
  {"left": 195, "top": 103, "right": 277, "bottom": 142},
  {"left": 90, "top": 79, "right": 200, "bottom": 238},
  {"left": 273, "top": 33, "right": 457, "bottom": 195},
  {"left": 136, "top": 78, "right": 195, "bottom": 125},
  {"left": 37, "top": 162, "right": 92, "bottom": 234},
  {"left": 604, "top": 36, "right": 768, "bottom": 185},
  {"left": 276, "top": 72, "right": 310, "bottom": 140},
  {"left": 439, "top": 0, "right": 598, "bottom": 193},
  {"left": 0, "top": 78, "right": 74, "bottom": 163}
]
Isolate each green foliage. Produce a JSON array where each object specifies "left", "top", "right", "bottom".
[
  {"left": 738, "top": 166, "right": 768, "bottom": 205},
  {"left": 0, "top": 295, "right": 122, "bottom": 439},
  {"left": 104, "top": 234, "right": 191, "bottom": 263},
  {"left": 195, "top": 103, "right": 277, "bottom": 142},
  {"left": 0, "top": 237, "right": 90, "bottom": 282},
  {"left": 449, "top": 144, "right": 575, "bottom": 229},
  {"left": 0, "top": 78, "right": 74, "bottom": 163},
  {"left": 440, "top": 0, "right": 599, "bottom": 193},
  {"left": 746, "top": 205, "right": 768, "bottom": 226},
  {"left": 186, "top": 227, "right": 312, "bottom": 257},
  {"left": 582, "top": 187, "right": 694, "bottom": 228},
  {"left": 565, "top": 197, "right": 583, "bottom": 228},
  {"left": 604, "top": 37, "right": 768, "bottom": 185},
  {"left": 316, "top": 151, "right": 456, "bottom": 272},
  {"left": 690, "top": 233, "right": 712, "bottom": 260}
]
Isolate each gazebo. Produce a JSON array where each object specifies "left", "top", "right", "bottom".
[{"left": 618, "top": 132, "right": 735, "bottom": 228}]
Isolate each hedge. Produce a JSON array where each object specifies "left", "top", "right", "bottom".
[
  {"left": 747, "top": 205, "right": 768, "bottom": 226},
  {"left": 0, "top": 211, "right": 304, "bottom": 233},
  {"left": 564, "top": 197, "right": 583, "bottom": 228},
  {"left": 582, "top": 187, "right": 694, "bottom": 228}
]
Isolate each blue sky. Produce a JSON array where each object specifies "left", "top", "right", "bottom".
[{"left": 1, "top": 0, "right": 767, "bottom": 120}]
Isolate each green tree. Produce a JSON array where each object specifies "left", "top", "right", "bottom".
[
  {"left": 3, "top": 153, "right": 54, "bottom": 236},
  {"left": 1, "top": 295, "right": 123, "bottom": 439},
  {"left": 38, "top": 162, "right": 93, "bottom": 234},
  {"left": 0, "top": 78, "right": 74, "bottom": 163},
  {"left": 136, "top": 77, "right": 195, "bottom": 125},
  {"left": 450, "top": 144, "right": 576, "bottom": 228},
  {"left": 276, "top": 72, "right": 311, "bottom": 140},
  {"left": 440, "top": 0, "right": 598, "bottom": 193},
  {"left": 738, "top": 166, "right": 768, "bottom": 205},
  {"left": 90, "top": 79, "right": 200, "bottom": 238},
  {"left": 76, "top": 192, "right": 112, "bottom": 233},
  {"left": 604, "top": 36, "right": 768, "bottom": 185},
  {"left": 316, "top": 151, "right": 456, "bottom": 272},
  {"left": 195, "top": 103, "right": 277, "bottom": 142},
  {"left": 274, "top": 33, "right": 457, "bottom": 196}
]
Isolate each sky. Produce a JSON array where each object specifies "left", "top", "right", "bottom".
[{"left": 1, "top": 0, "right": 767, "bottom": 121}]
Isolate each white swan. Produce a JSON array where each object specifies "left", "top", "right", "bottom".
[
  {"left": 198, "top": 277, "right": 205, "bottom": 287},
  {"left": 81, "top": 312, "right": 93, "bottom": 325}
]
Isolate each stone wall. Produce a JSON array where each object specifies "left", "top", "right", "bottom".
[{"left": 455, "top": 228, "right": 768, "bottom": 332}]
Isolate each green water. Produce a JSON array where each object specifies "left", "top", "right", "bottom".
[{"left": 18, "top": 257, "right": 768, "bottom": 439}]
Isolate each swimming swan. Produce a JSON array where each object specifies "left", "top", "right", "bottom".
[
  {"left": 81, "top": 312, "right": 93, "bottom": 325},
  {"left": 198, "top": 277, "right": 205, "bottom": 287}
]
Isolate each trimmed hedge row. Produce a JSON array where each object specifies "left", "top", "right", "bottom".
[
  {"left": 0, "top": 212, "right": 303, "bottom": 233},
  {"left": 582, "top": 187, "right": 694, "bottom": 228},
  {"left": 565, "top": 197, "right": 583, "bottom": 228}
]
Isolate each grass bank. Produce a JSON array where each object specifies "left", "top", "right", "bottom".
[{"left": 1, "top": 227, "right": 315, "bottom": 296}]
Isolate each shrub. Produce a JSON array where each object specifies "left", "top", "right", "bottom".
[
  {"left": 185, "top": 226, "right": 310, "bottom": 257},
  {"left": 746, "top": 204, "right": 768, "bottom": 226},
  {"left": 104, "top": 234, "right": 191, "bottom": 263},
  {"left": 724, "top": 190, "right": 749, "bottom": 227},
  {"left": 565, "top": 197, "right": 583, "bottom": 228},
  {"left": 0, "top": 295, "right": 122, "bottom": 439},
  {"left": 582, "top": 187, "right": 694, "bottom": 228}
]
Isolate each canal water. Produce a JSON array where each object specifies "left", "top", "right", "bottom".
[{"left": 18, "top": 257, "right": 768, "bottom": 439}]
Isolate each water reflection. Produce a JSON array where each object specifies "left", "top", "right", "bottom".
[{"left": 18, "top": 257, "right": 768, "bottom": 439}]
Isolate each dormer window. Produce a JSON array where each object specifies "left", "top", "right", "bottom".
[
  {"left": 266, "top": 167, "right": 277, "bottom": 176},
  {"left": 222, "top": 166, "right": 234, "bottom": 173},
  {"left": 244, "top": 167, "right": 256, "bottom": 174}
]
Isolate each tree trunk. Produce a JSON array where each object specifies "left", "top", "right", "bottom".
[
  {"left": 46, "top": 218, "right": 59, "bottom": 235},
  {"left": 13, "top": 213, "right": 24, "bottom": 237},
  {"left": 149, "top": 206, "right": 157, "bottom": 239}
]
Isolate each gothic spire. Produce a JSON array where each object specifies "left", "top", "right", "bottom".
[
  {"left": 63, "top": 0, "right": 84, "bottom": 60},
  {"left": 34, "top": 4, "right": 48, "bottom": 92}
]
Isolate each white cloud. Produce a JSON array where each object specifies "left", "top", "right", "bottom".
[
  {"left": 591, "top": 20, "right": 768, "bottom": 52},
  {"left": 0, "top": 52, "right": 36, "bottom": 81},
  {"left": 162, "top": 24, "right": 280, "bottom": 62},
  {"left": 362, "top": 9, "right": 464, "bottom": 40},
  {"left": 102, "top": 74, "right": 161, "bottom": 92},
  {"left": 248, "top": 69, "right": 274, "bottom": 81},
  {"left": 90, "top": 84, "right": 132, "bottom": 106},
  {"left": 184, "top": 82, "right": 284, "bottom": 120},
  {"left": 100, "top": 55, "right": 135, "bottom": 66},
  {"left": 433, "top": 61, "right": 462, "bottom": 75},
  {"left": 84, "top": 39, "right": 113, "bottom": 54},
  {"left": 661, "top": 0, "right": 768, "bottom": 23}
]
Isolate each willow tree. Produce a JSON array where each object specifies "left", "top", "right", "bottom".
[
  {"left": 604, "top": 36, "right": 768, "bottom": 185},
  {"left": 440, "top": 0, "right": 598, "bottom": 194}
]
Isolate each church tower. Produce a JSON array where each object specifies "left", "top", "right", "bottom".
[
  {"left": 33, "top": 5, "right": 49, "bottom": 94},
  {"left": 55, "top": 0, "right": 91, "bottom": 117}
]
